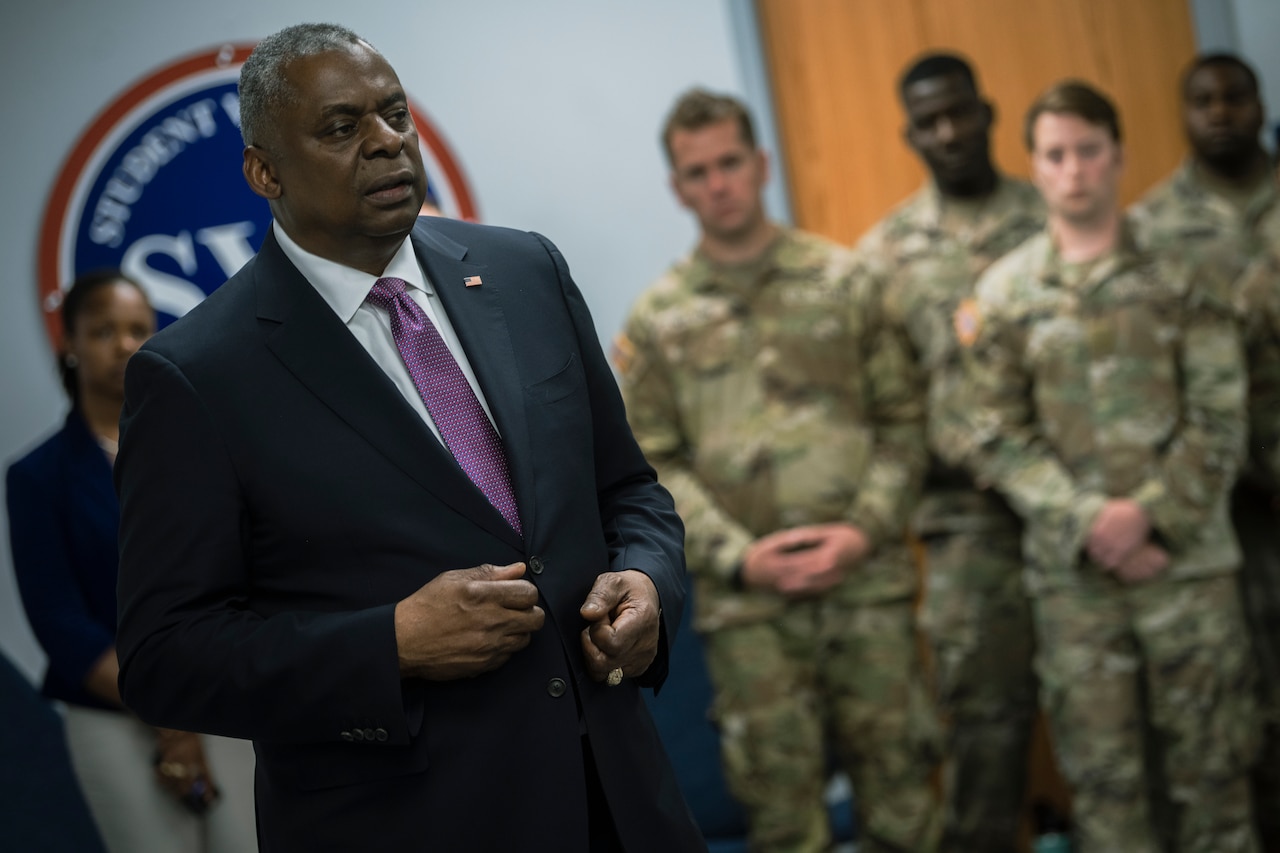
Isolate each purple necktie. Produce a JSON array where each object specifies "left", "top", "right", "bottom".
[{"left": 366, "top": 276, "right": 522, "bottom": 536}]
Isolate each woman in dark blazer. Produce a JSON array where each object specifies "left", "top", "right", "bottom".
[{"left": 6, "top": 270, "right": 257, "bottom": 853}]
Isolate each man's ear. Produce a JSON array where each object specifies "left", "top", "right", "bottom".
[
  {"left": 1028, "top": 150, "right": 1047, "bottom": 194},
  {"left": 243, "top": 146, "right": 282, "bottom": 200},
  {"left": 669, "top": 171, "right": 690, "bottom": 211}
]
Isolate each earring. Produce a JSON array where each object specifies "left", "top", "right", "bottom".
[{"left": 64, "top": 353, "right": 79, "bottom": 368}]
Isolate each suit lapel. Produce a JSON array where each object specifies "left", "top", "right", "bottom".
[
  {"left": 254, "top": 230, "right": 522, "bottom": 547},
  {"left": 412, "top": 225, "right": 538, "bottom": 542}
]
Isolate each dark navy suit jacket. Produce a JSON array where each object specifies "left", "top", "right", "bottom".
[
  {"left": 115, "top": 217, "right": 704, "bottom": 852},
  {"left": 8, "top": 409, "right": 119, "bottom": 709}
]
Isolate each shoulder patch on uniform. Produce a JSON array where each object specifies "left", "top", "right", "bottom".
[
  {"left": 611, "top": 332, "right": 636, "bottom": 376},
  {"left": 953, "top": 298, "right": 982, "bottom": 348}
]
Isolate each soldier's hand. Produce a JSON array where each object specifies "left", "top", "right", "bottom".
[
  {"left": 743, "top": 523, "right": 868, "bottom": 598},
  {"left": 394, "top": 563, "right": 544, "bottom": 681},
  {"left": 1111, "top": 543, "right": 1170, "bottom": 584},
  {"left": 1087, "top": 499, "right": 1150, "bottom": 568}
]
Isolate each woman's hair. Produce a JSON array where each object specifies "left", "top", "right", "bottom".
[{"left": 59, "top": 269, "right": 148, "bottom": 402}]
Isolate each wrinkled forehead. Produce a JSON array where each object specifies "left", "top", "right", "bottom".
[
  {"left": 669, "top": 118, "right": 752, "bottom": 162},
  {"left": 903, "top": 73, "right": 979, "bottom": 113},
  {"left": 1185, "top": 63, "right": 1257, "bottom": 101},
  {"left": 1032, "top": 111, "right": 1114, "bottom": 149},
  {"left": 281, "top": 42, "right": 395, "bottom": 94}
]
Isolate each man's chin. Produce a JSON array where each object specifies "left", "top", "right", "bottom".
[
  {"left": 935, "top": 169, "right": 991, "bottom": 197},
  {"left": 703, "top": 217, "right": 753, "bottom": 242},
  {"left": 363, "top": 215, "right": 422, "bottom": 244},
  {"left": 1198, "top": 144, "right": 1255, "bottom": 172},
  {"left": 1055, "top": 203, "right": 1110, "bottom": 228}
]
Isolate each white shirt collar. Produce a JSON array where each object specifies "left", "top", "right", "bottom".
[{"left": 272, "top": 221, "right": 430, "bottom": 323}]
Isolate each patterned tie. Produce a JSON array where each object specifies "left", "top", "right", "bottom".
[{"left": 366, "top": 276, "right": 522, "bottom": 536}]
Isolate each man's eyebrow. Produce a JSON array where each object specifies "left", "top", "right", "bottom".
[
  {"left": 317, "top": 91, "right": 407, "bottom": 120},
  {"left": 319, "top": 102, "right": 360, "bottom": 120},
  {"left": 379, "top": 91, "right": 408, "bottom": 111}
]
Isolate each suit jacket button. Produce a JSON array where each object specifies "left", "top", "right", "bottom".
[
  {"left": 547, "top": 677, "right": 566, "bottom": 698},
  {"left": 352, "top": 728, "right": 365, "bottom": 742},
  {"left": 529, "top": 556, "right": 544, "bottom": 575},
  {"left": 362, "top": 728, "right": 376, "bottom": 741},
  {"left": 374, "top": 728, "right": 388, "bottom": 742},
  {"left": 340, "top": 730, "right": 354, "bottom": 742}
]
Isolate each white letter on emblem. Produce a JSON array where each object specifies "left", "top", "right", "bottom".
[
  {"left": 195, "top": 222, "right": 257, "bottom": 279},
  {"left": 121, "top": 231, "right": 208, "bottom": 318}
]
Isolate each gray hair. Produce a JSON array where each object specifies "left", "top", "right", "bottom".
[{"left": 238, "top": 23, "right": 372, "bottom": 148}]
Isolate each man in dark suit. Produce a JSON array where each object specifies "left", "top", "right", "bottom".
[{"left": 114, "top": 22, "right": 703, "bottom": 853}]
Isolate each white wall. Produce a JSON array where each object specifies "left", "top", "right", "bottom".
[
  {"left": 1233, "top": 0, "right": 1280, "bottom": 147},
  {"left": 0, "top": 0, "right": 764, "bottom": 682}
]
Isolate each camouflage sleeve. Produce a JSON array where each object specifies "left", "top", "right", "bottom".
[
  {"left": 965, "top": 284, "right": 1107, "bottom": 572},
  {"left": 1130, "top": 273, "right": 1248, "bottom": 545},
  {"left": 850, "top": 220, "right": 885, "bottom": 267},
  {"left": 614, "top": 315, "right": 754, "bottom": 583},
  {"left": 1125, "top": 200, "right": 1156, "bottom": 247},
  {"left": 1236, "top": 254, "right": 1280, "bottom": 489},
  {"left": 846, "top": 269, "right": 927, "bottom": 549}
]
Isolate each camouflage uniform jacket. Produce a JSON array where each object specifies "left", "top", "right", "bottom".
[
  {"left": 966, "top": 222, "right": 1246, "bottom": 594},
  {"left": 616, "top": 228, "right": 926, "bottom": 630},
  {"left": 1129, "top": 159, "right": 1279, "bottom": 260},
  {"left": 1234, "top": 245, "right": 1280, "bottom": 489},
  {"left": 856, "top": 176, "right": 1044, "bottom": 536},
  {"left": 1131, "top": 159, "right": 1280, "bottom": 490}
]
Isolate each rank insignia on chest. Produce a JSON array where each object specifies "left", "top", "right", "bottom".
[{"left": 953, "top": 298, "right": 982, "bottom": 348}]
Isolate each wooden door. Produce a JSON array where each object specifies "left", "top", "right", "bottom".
[{"left": 756, "top": 0, "right": 1197, "bottom": 244}]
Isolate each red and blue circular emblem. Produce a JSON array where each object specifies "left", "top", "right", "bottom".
[{"left": 38, "top": 41, "right": 478, "bottom": 351}]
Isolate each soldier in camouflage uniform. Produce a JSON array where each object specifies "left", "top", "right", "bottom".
[
  {"left": 966, "top": 81, "right": 1259, "bottom": 852},
  {"left": 1234, "top": 246, "right": 1280, "bottom": 488},
  {"left": 1129, "top": 54, "right": 1280, "bottom": 847},
  {"left": 615, "top": 88, "right": 940, "bottom": 853},
  {"left": 855, "top": 53, "right": 1043, "bottom": 853}
]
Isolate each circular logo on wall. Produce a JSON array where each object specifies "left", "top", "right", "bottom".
[{"left": 38, "top": 41, "right": 478, "bottom": 351}]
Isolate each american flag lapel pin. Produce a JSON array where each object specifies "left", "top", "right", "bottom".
[{"left": 463, "top": 275, "right": 483, "bottom": 287}]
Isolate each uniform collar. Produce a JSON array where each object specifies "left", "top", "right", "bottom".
[
  {"left": 1172, "top": 158, "right": 1280, "bottom": 228},
  {"left": 688, "top": 228, "right": 789, "bottom": 295},
  {"left": 1038, "top": 216, "right": 1145, "bottom": 292},
  {"left": 914, "top": 174, "right": 1038, "bottom": 246}
]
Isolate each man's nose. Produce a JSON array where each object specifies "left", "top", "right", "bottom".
[
  {"left": 706, "top": 167, "right": 730, "bottom": 193},
  {"left": 363, "top": 116, "right": 405, "bottom": 157},
  {"left": 935, "top": 116, "right": 957, "bottom": 144},
  {"left": 1206, "top": 98, "right": 1231, "bottom": 123}
]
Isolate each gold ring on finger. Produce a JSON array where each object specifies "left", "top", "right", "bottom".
[{"left": 159, "top": 761, "right": 188, "bottom": 779}]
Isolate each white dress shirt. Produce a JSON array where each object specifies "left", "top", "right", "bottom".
[{"left": 272, "top": 221, "right": 500, "bottom": 446}]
